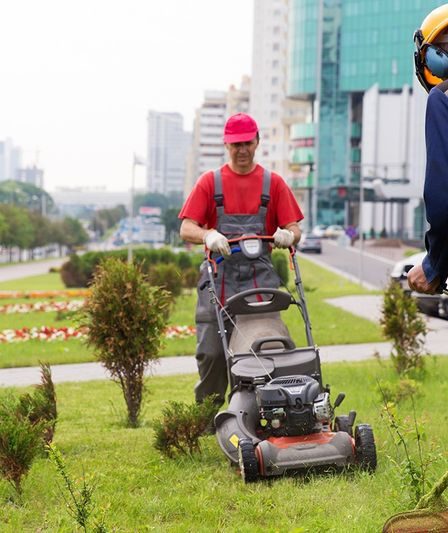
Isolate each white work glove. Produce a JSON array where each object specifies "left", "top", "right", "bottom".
[
  {"left": 204, "top": 229, "right": 231, "bottom": 256},
  {"left": 273, "top": 227, "right": 295, "bottom": 248}
]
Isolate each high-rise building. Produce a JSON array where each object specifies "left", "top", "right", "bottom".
[
  {"left": 288, "top": 0, "right": 445, "bottom": 237},
  {"left": 16, "top": 165, "right": 44, "bottom": 188},
  {"left": 250, "top": 0, "right": 290, "bottom": 176},
  {"left": 146, "top": 111, "right": 190, "bottom": 195},
  {"left": 227, "top": 75, "right": 251, "bottom": 117},
  {"left": 0, "top": 139, "right": 22, "bottom": 182},
  {"left": 185, "top": 90, "right": 227, "bottom": 195}
]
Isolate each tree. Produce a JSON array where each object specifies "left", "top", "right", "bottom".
[
  {"left": 162, "top": 207, "right": 182, "bottom": 244},
  {"left": 0, "top": 204, "right": 34, "bottom": 260},
  {"left": 0, "top": 180, "right": 55, "bottom": 214}
]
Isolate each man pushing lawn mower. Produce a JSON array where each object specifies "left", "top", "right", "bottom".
[
  {"left": 179, "top": 113, "right": 303, "bottom": 408},
  {"left": 179, "top": 114, "right": 377, "bottom": 481}
]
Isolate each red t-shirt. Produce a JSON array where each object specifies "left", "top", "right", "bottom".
[{"left": 178, "top": 164, "right": 303, "bottom": 235}]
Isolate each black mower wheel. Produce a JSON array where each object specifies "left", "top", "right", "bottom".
[
  {"left": 238, "top": 438, "right": 259, "bottom": 483},
  {"left": 334, "top": 415, "right": 353, "bottom": 436},
  {"left": 355, "top": 424, "right": 377, "bottom": 472}
]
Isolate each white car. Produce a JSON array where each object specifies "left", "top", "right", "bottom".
[
  {"left": 311, "top": 225, "right": 327, "bottom": 238},
  {"left": 324, "top": 225, "right": 345, "bottom": 239},
  {"left": 390, "top": 251, "right": 448, "bottom": 318}
]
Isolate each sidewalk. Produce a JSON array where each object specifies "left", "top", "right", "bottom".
[{"left": 0, "top": 344, "right": 387, "bottom": 387}]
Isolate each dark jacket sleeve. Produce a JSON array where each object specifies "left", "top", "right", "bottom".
[{"left": 422, "top": 82, "right": 448, "bottom": 289}]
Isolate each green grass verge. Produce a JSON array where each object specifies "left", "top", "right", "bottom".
[
  {"left": 0, "top": 257, "right": 384, "bottom": 368},
  {"left": 0, "top": 357, "right": 446, "bottom": 531},
  {"left": 0, "top": 273, "right": 66, "bottom": 291}
]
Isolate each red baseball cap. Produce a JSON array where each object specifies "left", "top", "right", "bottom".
[{"left": 223, "top": 113, "right": 259, "bottom": 143}]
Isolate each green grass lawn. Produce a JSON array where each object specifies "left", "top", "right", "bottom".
[
  {"left": 0, "top": 272, "right": 66, "bottom": 292},
  {"left": 0, "top": 357, "right": 446, "bottom": 531},
  {"left": 0, "top": 257, "right": 384, "bottom": 368}
]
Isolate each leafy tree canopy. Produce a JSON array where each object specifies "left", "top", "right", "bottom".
[{"left": 0, "top": 180, "right": 55, "bottom": 214}]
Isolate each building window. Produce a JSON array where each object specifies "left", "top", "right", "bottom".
[
  {"left": 272, "top": 60, "right": 279, "bottom": 69},
  {"left": 273, "top": 26, "right": 281, "bottom": 35},
  {"left": 273, "top": 42, "right": 280, "bottom": 52},
  {"left": 271, "top": 77, "right": 279, "bottom": 86},
  {"left": 271, "top": 94, "right": 278, "bottom": 103}
]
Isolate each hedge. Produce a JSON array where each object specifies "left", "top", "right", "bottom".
[{"left": 60, "top": 248, "right": 204, "bottom": 288}]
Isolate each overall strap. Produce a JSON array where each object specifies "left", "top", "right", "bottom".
[
  {"left": 213, "top": 168, "right": 225, "bottom": 220},
  {"left": 259, "top": 167, "right": 271, "bottom": 218}
]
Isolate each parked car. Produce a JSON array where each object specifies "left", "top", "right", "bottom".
[
  {"left": 324, "top": 225, "right": 345, "bottom": 239},
  {"left": 297, "top": 233, "right": 322, "bottom": 254},
  {"left": 311, "top": 225, "right": 327, "bottom": 238},
  {"left": 390, "top": 251, "right": 448, "bottom": 318}
]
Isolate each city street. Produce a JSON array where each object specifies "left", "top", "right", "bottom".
[
  {"left": 0, "top": 257, "right": 67, "bottom": 283},
  {"left": 300, "top": 239, "right": 405, "bottom": 290}
]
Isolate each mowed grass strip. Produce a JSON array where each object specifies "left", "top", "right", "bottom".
[
  {"left": 0, "top": 358, "right": 446, "bottom": 531},
  {"left": 0, "top": 257, "right": 383, "bottom": 368}
]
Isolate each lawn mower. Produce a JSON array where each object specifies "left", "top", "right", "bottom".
[{"left": 204, "top": 235, "right": 377, "bottom": 482}]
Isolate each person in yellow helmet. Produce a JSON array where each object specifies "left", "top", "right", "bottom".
[{"left": 408, "top": 4, "right": 448, "bottom": 294}]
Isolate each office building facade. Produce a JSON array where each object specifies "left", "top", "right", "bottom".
[
  {"left": 288, "top": 0, "right": 445, "bottom": 237},
  {"left": 146, "top": 111, "right": 190, "bottom": 195}
]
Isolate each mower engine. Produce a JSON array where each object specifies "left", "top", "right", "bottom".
[{"left": 255, "top": 375, "right": 333, "bottom": 437}]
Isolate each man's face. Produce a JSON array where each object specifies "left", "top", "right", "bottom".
[{"left": 225, "top": 137, "right": 259, "bottom": 173}]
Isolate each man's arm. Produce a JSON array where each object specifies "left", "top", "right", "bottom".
[
  {"left": 179, "top": 218, "right": 209, "bottom": 244},
  {"left": 284, "top": 222, "right": 301, "bottom": 245}
]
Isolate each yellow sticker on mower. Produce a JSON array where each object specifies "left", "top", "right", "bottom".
[{"left": 229, "top": 434, "right": 240, "bottom": 449}]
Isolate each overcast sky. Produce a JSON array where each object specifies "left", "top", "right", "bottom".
[{"left": 1, "top": 0, "right": 253, "bottom": 191}]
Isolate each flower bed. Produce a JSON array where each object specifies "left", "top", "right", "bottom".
[
  {"left": 0, "top": 300, "right": 85, "bottom": 314},
  {"left": 0, "top": 325, "right": 196, "bottom": 343},
  {"left": 0, "top": 289, "right": 90, "bottom": 300}
]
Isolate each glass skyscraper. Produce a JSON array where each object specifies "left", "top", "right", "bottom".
[{"left": 288, "top": 0, "right": 446, "bottom": 228}]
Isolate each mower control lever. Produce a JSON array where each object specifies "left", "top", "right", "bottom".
[
  {"left": 333, "top": 393, "right": 345, "bottom": 408},
  {"left": 348, "top": 410, "right": 357, "bottom": 427}
]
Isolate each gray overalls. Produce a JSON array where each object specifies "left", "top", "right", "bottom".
[{"left": 194, "top": 167, "right": 279, "bottom": 405}]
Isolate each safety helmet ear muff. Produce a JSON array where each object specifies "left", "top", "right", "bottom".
[{"left": 414, "top": 4, "right": 448, "bottom": 92}]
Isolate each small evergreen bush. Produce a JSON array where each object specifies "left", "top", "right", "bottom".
[
  {"left": 153, "top": 397, "right": 219, "bottom": 457},
  {"left": 81, "top": 257, "right": 171, "bottom": 427},
  {"left": 17, "top": 363, "right": 57, "bottom": 445},
  {"left": 380, "top": 280, "right": 428, "bottom": 375},
  {"left": 0, "top": 395, "right": 46, "bottom": 495}
]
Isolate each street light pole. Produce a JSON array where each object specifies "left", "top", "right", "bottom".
[
  {"left": 127, "top": 154, "right": 146, "bottom": 264},
  {"left": 358, "top": 176, "right": 365, "bottom": 286},
  {"left": 127, "top": 158, "right": 137, "bottom": 264}
]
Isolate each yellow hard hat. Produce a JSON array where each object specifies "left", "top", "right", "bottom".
[{"left": 414, "top": 4, "right": 448, "bottom": 92}]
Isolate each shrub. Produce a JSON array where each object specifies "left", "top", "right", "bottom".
[
  {"left": 153, "top": 397, "right": 219, "bottom": 457},
  {"left": 60, "top": 254, "right": 90, "bottom": 288},
  {"left": 17, "top": 363, "right": 57, "bottom": 445},
  {"left": 380, "top": 280, "right": 428, "bottom": 375},
  {"left": 182, "top": 267, "right": 199, "bottom": 291},
  {"left": 81, "top": 258, "right": 171, "bottom": 427},
  {"left": 0, "top": 395, "right": 46, "bottom": 495},
  {"left": 272, "top": 250, "right": 289, "bottom": 286},
  {"left": 147, "top": 263, "right": 182, "bottom": 299}
]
